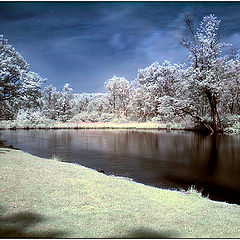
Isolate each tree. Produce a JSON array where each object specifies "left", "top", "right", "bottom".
[
  {"left": 134, "top": 61, "right": 185, "bottom": 121},
  {"left": 128, "top": 84, "right": 157, "bottom": 121},
  {"left": 104, "top": 76, "right": 131, "bottom": 117},
  {"left": 41, "top": 85, "right": 59, "bottom": 120},
  {"left": 221, "top": 59, "right": 240, "bottom": 115},
  {"left": 56, "top": 83, "right": 73, "bottom": 122},
  {"left": 180, "top": 14, "right": 232, "bottom": 132},
  {"left": 71, "top": 93, "right": 89, "bottom": 115},
  {"left": 0, "top": 35, "right": 43, "bottom": 120}
]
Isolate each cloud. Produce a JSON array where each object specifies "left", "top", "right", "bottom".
[
  {"left": 110, "top": 33, "right": 125, "bottom": 50},
  {"left": 1, "top": 2, "right": 240, "bottom": 93},
  {"left": 133, "top": 30, "right": 187, "bottom": 65}
]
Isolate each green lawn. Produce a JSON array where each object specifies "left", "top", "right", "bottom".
[{"left": 0, "top": 148, "right": 240, "bottom": 238}]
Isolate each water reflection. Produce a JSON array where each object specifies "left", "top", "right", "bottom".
[{"left": 2, "top": 129, "right": 240, "bottom": 204}]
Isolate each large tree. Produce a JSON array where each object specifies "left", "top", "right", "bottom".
[
  {"left": 0, "top": 35, "right": 44, "bottom": 120},
  {"left": 179, "top": 14, "right": 234, "bottom": 132}
]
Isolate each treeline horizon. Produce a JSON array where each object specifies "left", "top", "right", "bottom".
[{"left": 1, "top": 14, "right": 240, "bottom": 134}]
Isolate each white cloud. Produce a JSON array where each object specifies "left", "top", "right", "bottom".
[
  {"left": 110, "top": 33, "right": 125, "bottom": 50},
  {"left": 133, "top": 30, "right": 187, "bottom": 64}
]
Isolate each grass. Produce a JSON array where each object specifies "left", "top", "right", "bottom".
[
  {"left": 0, "top": 119, "right": 195, "bottom": 131},
  {"left": 50, "top": 155, "right": 63, "bottom": 162},
  {"left": 1, "top": 148, "right": 240, "bottom": 238}
]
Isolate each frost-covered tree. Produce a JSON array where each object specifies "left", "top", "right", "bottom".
[
  {"left": 16, "top": 108, "right": 53, "bottom": 127},
  {"left": 221, "top": 59, "right": 240, "bottom": 115},
  {"left": 180, "top": 14, "right": 233, "bottom": 132},
  {"left": 135, "top": 62, "right": 163, "bottom": 118},
  {"left": 128, "top": 85, "right": 158, "bottom": 121},
  {"left": 70, "top": 93, "right": 111, "bottom": 122},
  {"left": 56, "top": 83, "right": 73, "bottom": 122},
  {"left": 134, "top": 61, "right": 185, "bottom": 120},
  {"left": 104, "top": 76, "right": 131, "bottom": 116},
  {"left": 41, "top": 85, "right": 59, "bottom": 120},
  {"left": 85, "top": 93, "right": 108, "bottom": 115},
  {"left": 136, "top": 61, "right": 182, "bottom": 97},
  {"left": 0, "top": 35, "right": 43, "bottom": 120},
  {"left": 71, "top": 93, "right": 90, "bottom": 115}
]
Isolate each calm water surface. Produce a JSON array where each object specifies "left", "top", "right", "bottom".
[{"left": 2, "top": 129, "right": 240, "bottom": 204}]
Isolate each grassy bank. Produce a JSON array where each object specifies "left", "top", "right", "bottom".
[
  {"left": 1, "top": 149, "right": 240, "bottom": 238},
  {"left": 0, "top": 120, "right": 195, "bottom": 131}
]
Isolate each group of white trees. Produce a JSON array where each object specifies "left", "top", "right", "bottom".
[
  {"left": 41, "top": 83, "right": 74, "bottom": 122},
  {"left": 1, "top": 15, "right": 240, "bottom": 133}
]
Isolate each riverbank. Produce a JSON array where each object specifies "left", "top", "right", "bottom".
[
  {"left": 1, "top": 148, "right": 240, "bottom": 238},
  {"left": 1, "top": 119, "right": 239, "bottom": 134},
  {"left": 0, "top": 120, "right": 195, "bottom": 131}
]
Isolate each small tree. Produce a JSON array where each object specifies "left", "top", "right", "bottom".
[
  {"left": 41, "top": 85, "right": 59, "bottom": 120},
  {"left": 56, "top": 83, "right": 73, "bottom": 122}
]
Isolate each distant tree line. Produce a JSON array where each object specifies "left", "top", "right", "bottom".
[{"left": 1, "top": 15, "right": 240, "bottom": 133}]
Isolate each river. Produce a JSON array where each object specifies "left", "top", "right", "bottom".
[{"left": 2, "top": 129, "right": 240, "bottom": 204}]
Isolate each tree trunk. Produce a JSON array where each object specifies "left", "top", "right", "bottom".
[{"left": 206, "top": 90, "right": 218, "bottom": 132}]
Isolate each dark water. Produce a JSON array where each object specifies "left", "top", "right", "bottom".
[{"left": 2, "top": 129, "right": 240, "bottom": 204}]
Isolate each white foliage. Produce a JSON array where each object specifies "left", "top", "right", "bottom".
[
  {"left": 0, "top": 35, "right": 44, "bottom": 120},
  {"left": 134, "top": 61, "right": 186, "bottom": 121},
  {"left": 16, "top": 109, "right": 53, "bottom": 126},
  {"left": 56, "top": 83, "right": 74, "bottom": 122},
  {"left": 1, "top": 15, "right": 240, "bottom": 133},
  {"left": 41, "top": 84, "right": 59, "bottom": 120},
  {"left": 104, "top": 75, "right": 132, "bottom": 116},
  {"left": 178, "top": 14, "right": 240, "bottom": 130}
]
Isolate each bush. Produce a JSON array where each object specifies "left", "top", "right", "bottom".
[
  {"left": 15, "top": 109, "right": 53, "bottom": 127},
  {"left": 70, "top": 111, "right": 100, "bottom": 122},
  {"left": 98, "top": 113, "right": 115, "bottom": 122}
]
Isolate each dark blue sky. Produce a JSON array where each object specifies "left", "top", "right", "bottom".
[{"left": 1, "top": 1, "right": 240, "bottom": 93}]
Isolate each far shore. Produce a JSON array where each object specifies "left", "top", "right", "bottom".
[{"left": 0, "top": 120, "right": 196, "bottom": 131}]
